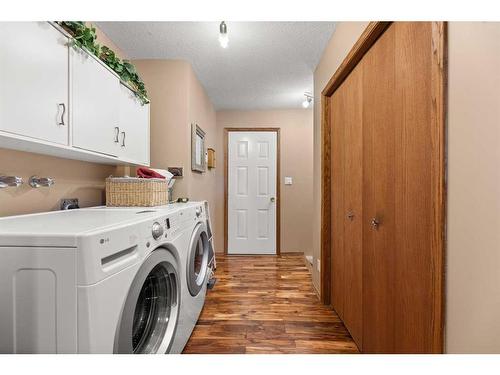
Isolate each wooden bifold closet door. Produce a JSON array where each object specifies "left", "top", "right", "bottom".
[
  {"left": 330, "top": 62, "right": 363, "bottom": 348},
  {"left": 328, "top": 22, "right": 445, "bottom": 354}
]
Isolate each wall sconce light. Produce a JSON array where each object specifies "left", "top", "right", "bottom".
[{"left": 302, "top": 93, "right": 313, "bottom": 108}]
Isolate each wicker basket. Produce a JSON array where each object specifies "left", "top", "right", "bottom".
[{"left": 106, "top": 177, "right": 168, "bottom": 207}]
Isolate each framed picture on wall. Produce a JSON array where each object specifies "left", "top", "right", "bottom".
[{"left": 191, "top": 123, "right": 206, "bottom": 173}]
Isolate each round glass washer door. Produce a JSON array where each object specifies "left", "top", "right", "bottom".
[
  {"left": 115, "top": 248, "right": 179, "bottom": 354},
  {"left": 187, "top": 222, "right": 210, "bottom": 296}
]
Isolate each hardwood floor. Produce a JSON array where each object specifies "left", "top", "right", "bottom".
[{"left": 183, "top": 254, "right": 359, "bottom": 354}]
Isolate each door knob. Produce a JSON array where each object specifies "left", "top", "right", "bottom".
[
  {"left": 371, "top": 217, "right": 380, "bottom": 229},
  {"left": 270, "top": 197, "right": 275, "bottom": 203},
  {"left": 347, "top": 211, "right": 355, "bottom": 221}
]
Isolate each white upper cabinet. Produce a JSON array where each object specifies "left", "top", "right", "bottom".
[
  {"left": 71, "top": 48, "right": 121, "bottom": 157},
  {"left": 0, "top": 22, "right": 150, "bottom": 166},
  {"left": 0, "top": 22, "right": 69, "bottom": 145},
  {"left": 118, "top": 84, "right": 150, "bottom": 165}
]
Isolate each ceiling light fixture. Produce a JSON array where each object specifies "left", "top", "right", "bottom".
[
  {"left": 219, "top": 21, "right": 229, "bottom": 48},
  {"left": 302, "top": 93, "right": 313, "bottom": 108}
]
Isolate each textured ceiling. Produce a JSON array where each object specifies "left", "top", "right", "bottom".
[{"left": 96, "top": 22, "right": 336, "bottom": 110}]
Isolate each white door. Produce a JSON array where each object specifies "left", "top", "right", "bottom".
[
  {"left": 71, "top": 47, "right": 120, "bottom": 156},
  {"left": 118, "top": 84, "right": 150, "bottom": 165},
  {"left": 228, "top": 131, "right": 277, "bottom": 254},
  {"left": 0, "top": 22, "right": 69, "bottom": 145}
]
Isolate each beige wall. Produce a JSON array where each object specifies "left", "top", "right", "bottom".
[
  {"left": 187, "top": 65, "right": 218, "bottom": 241},
  {"left": 0, "top": 149, "right": 115, "bottom": 216},
  {"left": 215, "top": 109, "right": 314, "bottom": 255},
  {"left": 0, "top": 23, "right": 128, "bottom": 217},
  {"left": 446, "top": 22, "right": 500, "bottom": 353},
  {"left": 134, "top": 60, "right": 218, "bottom": 244},
  {"left": 133, "top": 60, "right": 191, "bottom": 196},
  {"left": 311, "top": 22, "right": 369, "bottom": 290}
]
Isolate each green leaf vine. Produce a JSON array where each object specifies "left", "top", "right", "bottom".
[{"left": 58, "top": 21, "right": 149, "bottom": 105}]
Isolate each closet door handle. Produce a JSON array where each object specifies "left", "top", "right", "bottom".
[
  {"left": 370, "top": 217, "right": 380, "bottom": 229},
  {"left": 121, "top": 131, "right": 126, "bottom": 147},
  {"left": 114, "top": 127, "right": 120, "bottom": 143},
  {"left": 58, "top": 103, "right": 66, "bottom": 126}
]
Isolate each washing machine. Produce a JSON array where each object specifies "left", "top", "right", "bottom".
[
  {"left": 83, "top": 200, "right": 215, "bottom": 353},
  {"left": 0, "top": 207, "right": 188, "bottom": 353}
]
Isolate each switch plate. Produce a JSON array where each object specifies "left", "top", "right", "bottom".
[{"left": 284, "top": 176, "right": 293, "bottom": 185}]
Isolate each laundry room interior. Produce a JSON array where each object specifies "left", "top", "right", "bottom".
[{"left": 0, "top": 1, "right": 499, "bottom": 366}]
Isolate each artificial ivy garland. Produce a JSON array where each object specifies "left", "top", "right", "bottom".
[{"left": 58, "top": 21, "right": 149, "bottom": 105}]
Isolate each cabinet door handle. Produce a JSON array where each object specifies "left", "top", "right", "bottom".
[
  {"left": 121, "top": 131, "right": 126, "bottom": 147},
  {"left": 347, "top": 211, "right": 355, "bottom": 221},
  {"left": 58, "top": 103, "right": 66, "bottom": 126},
  {"left": 114, "top": 127, "right": 120, "bottom": 143},
  {"left": 371, "top": 217, "right": 380, "bottom": 229}
]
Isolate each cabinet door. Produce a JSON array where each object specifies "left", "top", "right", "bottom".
[
  {"left": 0, "top": 22, "right": 69, "bottom": 145},
  {"left": 342, "top": 63, "right": 363, "bottom": 350},
  {"left": 362, "top": 23, "right": 397, "bottom": 354},
  {"left": 0, "top": 247, "right": 77, "bottom": 353},
  {"left": 118, "top": 84, "right": 150, "bottom": 165},
  {"left": 71, "top": 48, "right": 120, "bottom": 156}
]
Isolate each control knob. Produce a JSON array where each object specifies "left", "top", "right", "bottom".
[{"left": 152, "top": 222, "right": 164, "bottom": 240}]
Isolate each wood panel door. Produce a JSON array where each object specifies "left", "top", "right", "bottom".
[
  {"left": 392, "top": 22, "right": 438, "bottom": 353},
  {"left": 362, "top": 23, "right": 397, "bottom": 354},
  {"left": 342, "top": 63, "right": 364, "bottom": 349},
  {"left": 362, "top": 22, "right": 443, "bottom": 353},
  {"left": 330, "top": 85, "right": 345, "bottom": 320},
  {"left": 330, "top": 62, "right": 363, "bottom": 349}
]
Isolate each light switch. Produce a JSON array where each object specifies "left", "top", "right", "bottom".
[{"left": 284, "top": 177, "right": 293, "bottom": 185}]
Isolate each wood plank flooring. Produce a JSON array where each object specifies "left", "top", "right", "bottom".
[{"left": 183, "top": 254, "right": 359, "bottom": 354}]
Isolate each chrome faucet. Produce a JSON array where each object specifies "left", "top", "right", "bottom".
[
  {"left": 29, "top": 176, "right": 55, "bottom": 188},
  {"left": 0, "top": 175, "right": 23, "bottom": 188}
]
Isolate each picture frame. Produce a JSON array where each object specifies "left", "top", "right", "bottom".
[{"left": 191, "top": 123, "right": 206, "bottom": 173}]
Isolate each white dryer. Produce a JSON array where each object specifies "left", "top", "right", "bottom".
[
  {"left": 0, "top": 207, "right": 188, "bottom": 353},
  {"left": 94, "top": 202, "right": 216, "bottom": 353},
  {"left": 168, "top": 201, "right": 215, "bottom": 353}
]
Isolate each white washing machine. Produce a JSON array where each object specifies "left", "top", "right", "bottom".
[
  {"left": 0, "top": 206, "right": 194, "bottom": 353},
  {"left": 87, "top": 201, "right": 215, "bottom": 353}
]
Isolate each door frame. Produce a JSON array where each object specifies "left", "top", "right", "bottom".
[
  {"left": 320, "top": 22, "right": 447, "bottom": 352},
  {"left": 224, "top": 127, "right": 281, "bottom": 255}
]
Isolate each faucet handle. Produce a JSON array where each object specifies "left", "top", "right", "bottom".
[
  {"left": 29, "top": 176, "right": 55, "bottom": 188},
  {"left": 0, "top": 175, "right": 23, "bottom": 188}
]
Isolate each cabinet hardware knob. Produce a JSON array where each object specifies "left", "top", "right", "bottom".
[
  {"left": 29, "top": 176, "right": 55, "bottom": 188},
  {"left": 121, "top": 131, "right": 126, "bottom": 147},
  {"left": 347, "top": 211, "right": 355, "bottom": 221},
  {"left": 114, "top": 127, "right": 120, "bottom": 143},
  {"left": 58, "top": 103, "right": 66, "bottom": 126},
  {"left": 371, "top": 217, "right": 380, "bottom": 229},
  {"left": 270, "top": 197, "right": 275, "bottom": 203},
  {"left": 0, "top": 175, "right": 23, "bottom": 188}
]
